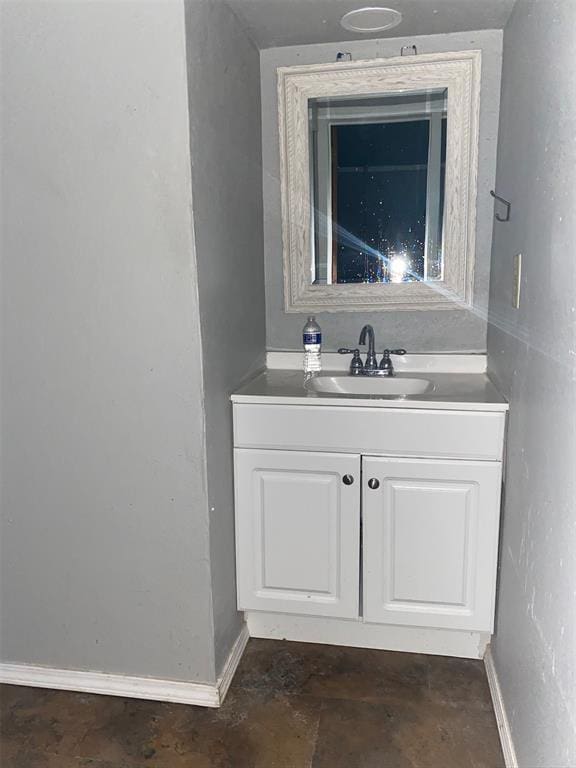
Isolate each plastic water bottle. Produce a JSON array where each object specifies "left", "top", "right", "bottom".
[{"left": 303, "top": 316, "right": 322, "bottom": 378}]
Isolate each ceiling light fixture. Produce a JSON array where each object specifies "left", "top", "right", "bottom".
[{"left": 340, "top": 7, "right": 402, "bottom": 33}]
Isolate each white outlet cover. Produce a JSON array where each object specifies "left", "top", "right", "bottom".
[{"left": 512, "top": 253, "right": 522, "bottom": 309}]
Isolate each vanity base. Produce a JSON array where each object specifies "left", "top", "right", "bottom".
[{"left": 246, "top": 611, "right": 490, "bottom": 660}]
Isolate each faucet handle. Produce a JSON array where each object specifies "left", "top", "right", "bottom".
[
  {"left": 338, "top": 348, "right": 364, "bottom": 375},
  {"left": 379, "top": 348, "right": 407, "bottom": 374}
]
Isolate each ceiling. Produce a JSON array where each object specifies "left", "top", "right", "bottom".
[{"left": 225, "top": 0, "right": 516, "bottom": 49}]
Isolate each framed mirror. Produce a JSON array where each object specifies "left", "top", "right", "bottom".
[{"left": 278, "top": 51, "right": 481, "bottom": 312}]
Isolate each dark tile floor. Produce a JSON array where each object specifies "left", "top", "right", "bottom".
[{"left": 0, "top": 639, "right": 504, "bottom": 767}]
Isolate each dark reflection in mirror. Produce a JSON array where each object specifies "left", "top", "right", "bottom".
[{"left": 309, "top": 90, "right": 447, "bottom": 285}]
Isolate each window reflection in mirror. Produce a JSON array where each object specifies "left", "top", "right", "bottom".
[{"left": 309, "top": 89, "right": 447, "bottom": 286}]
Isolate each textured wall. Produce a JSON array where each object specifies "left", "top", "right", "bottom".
[
  {"left": 184, "top": 0, "right": 266, "bottom": 673},
  {"left": 0, "top": 0, "right": 216, "bottom": 683},
  {"left": 487, "top": 1, "right": 576, "bottom": 764},
  {"left": 261, "top": 30, "right": 503, "bottom": 352}
]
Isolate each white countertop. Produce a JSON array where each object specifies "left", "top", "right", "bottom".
[{"left": 231, "top": 369, "right": 509, "bottom": 412}]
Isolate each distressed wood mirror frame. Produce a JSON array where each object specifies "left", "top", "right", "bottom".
[{"left": 278, "top": 50, "right": 482, "bottom": 312}]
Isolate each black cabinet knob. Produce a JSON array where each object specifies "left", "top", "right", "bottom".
[
  {"left": 342, "top": 474, "right": 354, "bottom": 486},
  {"left": 368, "top": 478, "right": 380, "bottom": 490}
]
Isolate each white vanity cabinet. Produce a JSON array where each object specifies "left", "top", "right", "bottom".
[{"left": 232, "top": 388, "right": 507, "bottom": 654}]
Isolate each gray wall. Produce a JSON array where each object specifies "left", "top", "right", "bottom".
[
  {"left": 487, "top": 1, "right": 576, "bottom": 764},
  {"left": 184, "top": 0, "right": 266, "bottom": 674},
  {"left": 0, "top": 0, "right": 217, "bottom": 683},
  {"left": 261, "top": 30, "right": 503, "bottom": 352}
]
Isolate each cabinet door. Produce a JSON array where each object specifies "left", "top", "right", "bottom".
[
  {"left": 235, "top": 449, "right": 360, "bottom": 618},
  {"left": 363, "top": 456, "right": 502, "bottom": 631}
]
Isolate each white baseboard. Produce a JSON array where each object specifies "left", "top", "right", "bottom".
[
  {"left": 247, "top": 611, "right": 490, "bottom": 659},
  {"left": 0, "top": 624, "right": 249, "bottom": 708},
  {"left": 484, "top": 646, "right": 518, "bottom": 768},
  {"left": 216, "top": 623, "right": 250, "bottom": 703}
]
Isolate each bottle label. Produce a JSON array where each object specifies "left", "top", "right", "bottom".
[{"left": 303, "top": 333, "right": 321, "bottom": 345}]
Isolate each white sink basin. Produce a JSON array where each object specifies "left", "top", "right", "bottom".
[{"left": 305, "top": 375, "right": 433, "bottom": 396}]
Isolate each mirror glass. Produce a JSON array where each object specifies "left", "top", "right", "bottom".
[{"left": 309, "top": 88, "right": 447, "bottom": 286}]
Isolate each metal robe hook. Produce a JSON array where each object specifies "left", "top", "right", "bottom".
[{"left": 490, "top": 190, "right": 511, "bottom": 222}]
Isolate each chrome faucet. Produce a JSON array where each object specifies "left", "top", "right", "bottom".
[
  {"left": 338, "top": 325, "right": 406, "bottom": 376},
  {"left": 358, "top": 324, "right": 378, "bottom": 370}
]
